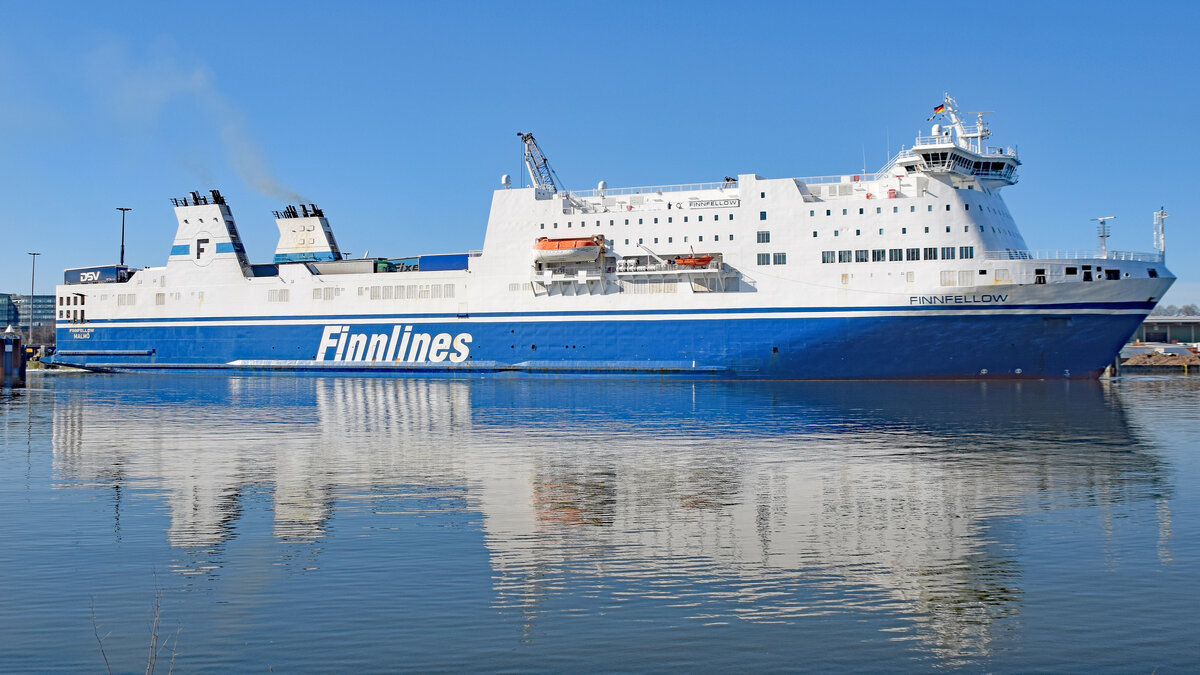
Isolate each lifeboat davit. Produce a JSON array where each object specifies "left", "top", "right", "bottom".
[
  {"left": 673, "top": 255, "right": 713, "bottom": 268},
  {"left": 534, "top": 236, "right": 603, "bottom": 263}
]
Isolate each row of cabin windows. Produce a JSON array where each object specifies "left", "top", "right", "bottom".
[
  {"left": 540, "top": 213, "right": 736, "bottom": 229},
  {"left": 821, "top": 246, "right": 975, "bottom": 263},
  {"left": 58, "top": 309, "right": 85, "bottom": 322},
  {"left": 809, "top": 203, "right": 1012, "bottom": 217},
  {"left": 624, "top": 234, "right": 733, "bottom": 245},
  {"left": 756, "top": 253, "right": 787, "bottom": 265},
  {"left": 813, "top": 225, "right": 973, "bottom": 237},
  {"left": 58, "top": 295, "right": 85, "bottom": 306}
]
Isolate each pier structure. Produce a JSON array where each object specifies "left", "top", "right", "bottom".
[{"left": 1, "top": 325, "right": 26, "bottom": 388}]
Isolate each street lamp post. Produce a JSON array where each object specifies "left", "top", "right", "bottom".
[
  {"left": 27, "top": 252, "right": 39, "bottom": 345},
  {"left": 116, "top": 207, "right": 132, "bottom": 266}
]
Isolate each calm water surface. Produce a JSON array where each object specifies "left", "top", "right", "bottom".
[{"left": 1, "top": 374, "right": 1197, "bottom": 672}]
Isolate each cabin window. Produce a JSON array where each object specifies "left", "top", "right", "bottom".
[
  {"left": 965, "top": 204, "right": 970, "bottom": 210},
  {"left": 698, "top": 216, "right": 703, "bottom": 222},
  {"left": 773, "top": 253, "right": 787, "bottom": 265},
  {"left": 668, "top": 237, "right": 673, "bottom": 243},
  {"left": 638, "top": 238, "right": 643, "bottom": 244},
  {"left": 838, "top": 250, "right": 852, "bottom": 263},
  {"left": 698, "top": 236, "right": 703, "bottom": 241},
  {"left": 540, "top": 223, "right": 544, "bottom": 229},
  {"left": 668, "top": 217, "right": 673, "bottom": 223},
  {"left": 946, "top": 204, "right": 951, "bottom": 211},
  {"left": 878, "top": 228, "right": 883, "bottom": 235},
  {"left": 822, "top": 251, "right": 835, "bottom": 263},
  {"left": 714, "top": 214, "right": 720, "bottom": 221},
  {"left": 902, "top": 227, "right": 907, "bottom": 234},
  {"left": 654, "top": 218, "right": 658, "bottom": 224},
  {"left": 855, "top": 229, "right": 861, "bottom": 236},
  {"left": 639, "top": 218, "right": 643, "bottom": 224},
  {"left": 760, "top": 192, "right": 765, "bottom": 198},
  {"left": 553, "top": 222, "right": 558, "bottom": 229},
  {"left": 910, "top": 206, "right": 916, "bottom": 212},
  {"left": 625, "top": 219, "right": 629, "bottom": 225},
  {"left": 810, "top": 210, "right": 815, "bottom": 216},
  {"left": 941, "top": 247, "right": 956, "bottom": 260},
  {"left": 812, "top": 231, "right": 818, "bottom": 238},
  {"left": 826, "top": 210, "right": 831, "bottom": 216},
  {"left": 1065, "top": 266, "right": 1078, "bottom": 275},
  {"left": 960, "top": 246, "right": 974, "bottom": 259},
  {"left": 928, "top": 205, "right": 933, "bottom": 211},
  {"left": 906, "top": 248, "right": 920, "bottom": 261},
  {"left": 872, "top": 249, "right": 886, "bottom": 262},
  {"left": 965, "top": 226, "right": 970, "bottom": 232},
  {"left": 946, "top": 226, "right": 951, "bottom": 232},
  {"left": 760, "top": 211, "right": 768, "bottom": 220},
  {"left": 684, "top": 217, "right": 689, "bottom": 222},
  {"left": 924, "top": 227, "right": 930, "bottom": 233},
  {"left": 653, "top": 237, "right": 658, "bottom": 244},
  {"left": 889, "top": 248, "right": 903, "bottom": 261},
  {"left": 567, "top": 221, "right": 572, "bottom": 228},
  {"left": 855, "top": 250, "right": 869, "bottom": 262},
  {"left": 893, "top": 206, "right": 899, "bottom": 213},
  {"left": 757, "top": 253, "right": 771, "bottom": 265},
  {"left": 924, "top": 247, "right": 938, "bottom": 260},
  {"left": 859, "top": 208, "right": 864, "bottom": 215},
  {"left": 624, "top": 239, "right": 629, "bottom": 245}
]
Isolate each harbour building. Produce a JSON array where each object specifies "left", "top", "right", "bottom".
[{"left": 1, "top": 293, "right": 57, "bottom": 344}]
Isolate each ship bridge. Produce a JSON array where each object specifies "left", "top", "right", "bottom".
[{"left": 890, "top": 94, "right": 1020, "bottom": 189}]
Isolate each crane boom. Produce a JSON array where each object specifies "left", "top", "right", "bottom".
[{"left": 517, "top": 132, "right": 563, "bottom": 194}]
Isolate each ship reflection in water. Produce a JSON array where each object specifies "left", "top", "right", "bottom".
[{"left": 48, "top": 375, "right": 1172, "bottom": 666}]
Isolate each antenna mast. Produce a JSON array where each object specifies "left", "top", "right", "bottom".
[
  {"left": 1153, "top": 207, "right": 1168, "bottom": 260},
  {"left": 1091, "top": 216, "right": 1116, "bottom": 258},
  {"left": 517, "top": 132, "right": 563, "bottom": 197}
]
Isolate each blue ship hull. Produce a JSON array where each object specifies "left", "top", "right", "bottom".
[{"left": 52, "top": 304, "right": 1149, "bottom": 379}]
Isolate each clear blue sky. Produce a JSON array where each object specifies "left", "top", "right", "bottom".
[{"left": 3, "top": 1, "right": 1198, "bottom": 303}]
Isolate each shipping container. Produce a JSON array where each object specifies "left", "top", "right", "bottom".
[
  {"left": 417, "top": 254, "right": 469, "bottom": 272},
  {"left": 63, "top": 265, "right": 129, "bottom": 285}
]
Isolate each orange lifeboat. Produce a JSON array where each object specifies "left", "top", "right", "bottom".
[
  {"left": 673, "top": 255, "right": 713, "bottom": 268},
  {"left": 533, "top": 236, "right": 603, "bottom": 263}
]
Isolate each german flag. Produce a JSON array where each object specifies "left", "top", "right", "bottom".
[{"left": 927, "top": 104, "right": 946, "bottom": 121}]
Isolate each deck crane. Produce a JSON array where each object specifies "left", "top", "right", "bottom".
[{"left": 518, "top": 132, "right": 564, "bottom": 198}]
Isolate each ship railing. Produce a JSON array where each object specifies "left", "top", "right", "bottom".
[
  {"left": 569, "top": 181, "right": 739, "bottom": 198},
  {"left": 908, "top": 136, "right": 1020, "bottom": 159},
  {"left": 984, "top": 249, "right": 1164, "bottom": 263}
]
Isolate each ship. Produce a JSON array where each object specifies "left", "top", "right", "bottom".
[{"left": 51, "top": 95, "right": 1175, "bottom": 379}]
